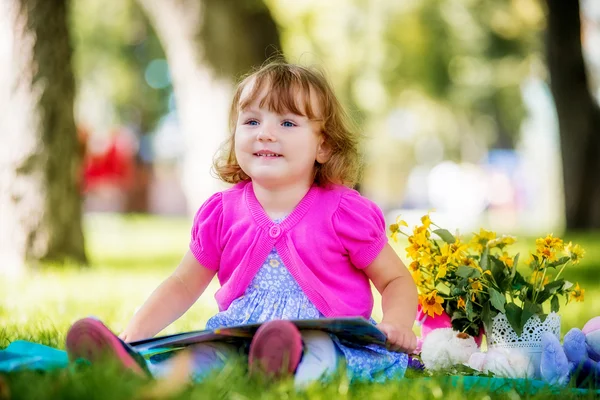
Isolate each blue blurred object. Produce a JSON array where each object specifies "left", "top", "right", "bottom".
[
  {"left": 0, "top": 341, "right": 68, "bottom": 372},
  {"left": 407, "top": 355, "right": 424, "bottom": 370}
]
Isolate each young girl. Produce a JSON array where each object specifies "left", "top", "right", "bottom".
[{"left": 66, "top": 61, "right": 418, "bottom": 385}]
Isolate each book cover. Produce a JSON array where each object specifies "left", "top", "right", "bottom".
[{"left": 130, "top": 317, "right": 387, "bottom": 356}]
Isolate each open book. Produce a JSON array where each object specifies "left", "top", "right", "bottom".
[{"left": 130, "top": 317, "right": 387, "bottom": 357}]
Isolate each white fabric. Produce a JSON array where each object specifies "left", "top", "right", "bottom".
[{"left": 295, "top": 330, "right": 339, "bottom": 387}]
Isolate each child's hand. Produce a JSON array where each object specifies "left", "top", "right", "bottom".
[
  {"left": 377, "top": 322, "right": 417, "bottom": 354},
  {"left": 118, "top": 332, "right": 131, "bottom": 343}
]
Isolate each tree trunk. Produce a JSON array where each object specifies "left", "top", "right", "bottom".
[
  {"left": 0, "top": 0, "right": 87, "bottom": 275},
  {"left": 545, "top": 0, "right": 600, "bottom": 229},
  {"left": 136, "top": 0, "right": 281, "bottom": 212}
]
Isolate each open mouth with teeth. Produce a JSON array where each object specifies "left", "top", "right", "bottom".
[{"left": 254, "top": 152, "right": 282, "bottom": 157}]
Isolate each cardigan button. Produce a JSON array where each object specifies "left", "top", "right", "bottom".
[{"left": 269, "top": 225, "right": 281, "bottom": 238}]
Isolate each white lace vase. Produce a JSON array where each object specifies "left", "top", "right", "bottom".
[{"left": 487, "top": 312, "right": 561, "bottom": 378}]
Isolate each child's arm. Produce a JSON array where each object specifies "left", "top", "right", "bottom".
[
  {"left": 119, "top": 250, "right": 216, "bottom": 342},
  {"left": 364, "top": 243, "right": 418, "bottom": 353}
]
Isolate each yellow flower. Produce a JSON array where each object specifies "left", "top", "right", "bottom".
[
  {"left": 457, "top": 297, "right": 466, "bottom": 310},
  {"left": 538, "top": 234, "right": 564, "bottom": 251},
  {"left": 412, "top": 226, "right": 430, "bottom": 245},
  {"left": 487, "top": 235, "right": 517, "bottom": 249},
  {"left": 420, "top": 290, "right": 444, "bottom": 318},
  {"left": 419, "top": 249, "right": 434, "bottom": 267},
  {"left": 406, "top": 241, "right": 422, "bottom": 260},
  {"left": 409, "top": 261, "right": 420, "bottom": 272},
  {"left": 565, "top": 242, "right": 585, "bottom": 265},
  {"left": 412, "top": 269, "right": 425, "bottom": 286},
  {"left": 448, "top": 239, "right": 469, "bottom": 264},
  {"left": 470, "top": 279, "right": 483, "bottom": 292},
  {"left": 436, "top": 263, "right": 448, "bottom": 279},
  {"left": 461, "top": 257, "right": 481, "bottom": 271},
  {"left": 501, "top": 235, "right": 517, "bottom": 246},
  {"left": 534, "top": 235, "right": 564, "bottom": 263},
  {"left": 389, "top": 217, "right": 408, "bottom": 242},
  {"left": 434, "top": 244, "right": 451, "bottom": 278},
  {"left": 269, "top": 259, "right": 280, "bottom": 267},
  {"left": 422, "top": 274, "right": 434, "bottom": 287},
  {"left": 470, "top": 228, "right": 497, "bottom": 252},
  {"left": 536, "top": 246, "right": 557, "bottom": 263},
  {"left": 421, "top": 213, "right": 432, "bottom": 229},
  {"left": 570, "top": 283, "right": 585, "bottom": 303},
  {"left": 389, "top": 224, "right": 400, "bottom": 242},
  {"left": 396, "top": 216, "right": 409, "bottom": 227},
  {"left": 499, "top": 252, "right": 514, "bottom": 268}
]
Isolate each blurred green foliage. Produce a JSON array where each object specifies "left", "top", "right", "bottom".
[
  {"left": 68, "top": 0, "right": 545, "bottom": 149},
  {"left": 70, "top": 0, "right": 170, "bottom": 134},
  {"left": 267, "top": 0, "right": 545, "bottom": 153}
]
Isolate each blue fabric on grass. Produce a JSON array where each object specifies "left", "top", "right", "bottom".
[{"left": 0, "top": 341, "right": 68, "bottom": 372}]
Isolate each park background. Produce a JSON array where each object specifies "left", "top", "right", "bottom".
[{"left": 1, "top": 0, "right": 600, "bottom": 398}]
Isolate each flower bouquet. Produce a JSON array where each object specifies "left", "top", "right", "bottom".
[{"left": 390, "top": 214, "right": 585, "bottom": 338}]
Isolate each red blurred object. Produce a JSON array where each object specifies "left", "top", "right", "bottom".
[{"left": 80, "top": 127, "right": 135, "bottom": 193}]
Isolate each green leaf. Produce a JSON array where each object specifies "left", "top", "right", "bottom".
[
  {"left": 456, "top": 265, "right": 481, "bottom": 279},
  {"left": 562, "top": 281, "right": 574, "bottom": 291},
  {"left": 481, "top": 301, "right": 491, "bottom": 330},
  {"left": 536, "top": 280, "right": 564, "bottom": 304},
  {"left": 489, "top": 287, "right": 506, "bottom": 313},
  {"left": 450, "top": 286, "right": 464, "bottom": 296},
  {"left": 490, "top": 256, "right": 507, "bottom": 289},
  {"left": 465, "top": 300, "right": 475, "bottom": 321},
  {"left": 551, "top": 295, "right": 560, "bottom": 312},
  {"left": 511, "top": 272, "right": 528, "bottom": 291},
  {"left": 544, "top": 280, "right": 564, "bottom": 293},
  {"left": 547, "top": 256, "right": 571, "bottom": 269},
  {"left": 510, "top": 253, "right": 520, "bottom": 279},
  {"left": 521, "top": 300, "right": 542, "bottom": 329},
  {"left": 433, "top": 229, "right": 456, "bottom": 244},
  {"left": 480, "top": 247, "right": 490, "bottom": 270},
  {"left": 536, "top": 289, "right": 553, "bottom": 304},
  {"left": 505, "top": 303, "right": 523, "bottom": 336},
  {"left": 451, "top": 311, "right": 466, "bottom": 321}
]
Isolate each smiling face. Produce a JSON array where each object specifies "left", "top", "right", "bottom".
[{"left": 234, "top": 79, "right": 329, "bottom": 189}]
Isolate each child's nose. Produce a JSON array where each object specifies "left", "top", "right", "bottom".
[{"left": 256, "top": 124, "right": 277, "bottom": 141}]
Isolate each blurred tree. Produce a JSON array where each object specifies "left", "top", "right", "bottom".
[
  {"left": 136, "top": 0, "right": 281, "bottom": 211},
  {"left": 70, "top": 0, "right": 169, "bottom": 135},
  {"left": 546, "top": 0, "right": 600, "bottom": 229},
  {"left": 0, "top": 0, "right": 87, "bottom": 274}
]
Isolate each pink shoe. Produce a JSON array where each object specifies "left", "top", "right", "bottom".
[
  {"left": 248, "top": 320, "right": 303, "bottom": 378},
  {"left": 66, "top": 317, "right": 149, "bottom": 377}
]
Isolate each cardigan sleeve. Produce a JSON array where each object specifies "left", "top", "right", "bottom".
[
  {"left": 332, "top": 190, "right": 388, "bottom": 269},
  {"left": 189, "top": 192, "right": 224, "bottom": 271}
]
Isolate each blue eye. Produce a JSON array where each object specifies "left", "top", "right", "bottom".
[
  {"left": 282, "top": 121, "right": 296, "bottom": 127},
  {"left": 246, "top": 120, "right": 259, "bottom": 126}
]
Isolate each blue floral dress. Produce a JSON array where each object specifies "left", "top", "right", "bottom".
[{"left": 205, "top": 246, "right": 408, "bottom": 382}]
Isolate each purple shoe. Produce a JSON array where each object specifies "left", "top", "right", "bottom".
[
  {"left": 248, "top": 320, "right": 303, "bottom": 378},
  {"left": 66, "top": 317, "right": 149, "bottom": 377}
]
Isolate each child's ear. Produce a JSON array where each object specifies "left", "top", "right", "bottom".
[{"left": 316, "top": 138, "right": 331, "bottom": 164}]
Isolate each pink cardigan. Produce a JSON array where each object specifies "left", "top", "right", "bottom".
[{"left": 189, "top": 180, "right": 387, "bottom": 319}]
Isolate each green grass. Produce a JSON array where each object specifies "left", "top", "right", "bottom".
[{"left": 1, "top": 214, "right": 599, "bottom": 399}]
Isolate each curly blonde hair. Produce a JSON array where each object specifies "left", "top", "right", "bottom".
[{"left": 213, "top": 61, "right": 362, "bottom": 187}]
